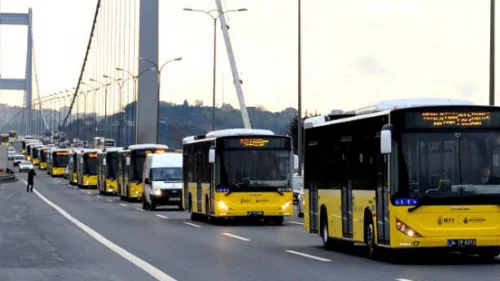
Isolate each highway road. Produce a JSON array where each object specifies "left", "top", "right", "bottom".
[{"left": 0, "top": 163, "right": 498, "bottom": 281}]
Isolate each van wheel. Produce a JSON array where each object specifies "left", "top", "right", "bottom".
[{"left": 365, "top": 218, "right": 379, "bottom": 260}]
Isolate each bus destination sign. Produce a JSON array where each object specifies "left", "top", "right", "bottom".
[
  {"left": 405, "top": 111, "right": 500, "bottom": 129},
  {"left": 239, "top": 138, "right": 270, "bottom": 147}
]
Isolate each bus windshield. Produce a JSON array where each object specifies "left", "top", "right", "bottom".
[
  {"left": 220, "top": 149, "right": 291, "bottom": 190},
  {"left": 151, "top": 167, "right": 182, "bottom": 182},
  {"left": 53, "top": 154, "right": 69, "bottom": 167},
  {"left": 40, "top": 151, "right": 48, "bottom": 162},
  {"left": 84, "top": 155, "right": 98, "bottom": 175},
  {"left": 107, "top": 153, "right": 118, "bottom": 178},
  {"left": 396, "top": 132, "right": 500, "bottom": 203}
]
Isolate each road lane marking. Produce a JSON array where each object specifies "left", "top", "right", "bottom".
[
  {"left": 183, "top": 222, "right": 201, "bottom": 228},
  {"left": 96, "top": 196, "right": 102, "bottom": 199},
  {"left": 119, "top": 203, "right": 128, "bottom": 207},
  {"left": 106, "top": 199, "right": 113, "bottom": 202},
  {"left": 285, "top": 250, "right": 331, "bottom": 262},
  {"left": 396, "top": 279, "right": 414, "bottom": 281},
  {"left": 289, "top": 221, "right": 304, "bottom": 225},
  {"left": 80, "top": 190, "right": 85, "bottom": 192},
  {"left": 86, "top": 191, "right": 92, "bottom": 195},
  {"left": 16, "top": 176, "right": 177, "bottom": 281},
  {"left": 135, "top": 208, "right": 145, "bottom": 212},
  {"left": 222, "top": 233, "right": 250, "bottom": 241},
  {"left": 156, "top": 214, "right": 169, "bottom": 219}
]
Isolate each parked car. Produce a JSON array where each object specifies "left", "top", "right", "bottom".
[
  {"left": 13, "top": 155, "right": 25, "bottom": 166},
  {"left": 18, "top": 160, "right": 34, "bottom": 172}
]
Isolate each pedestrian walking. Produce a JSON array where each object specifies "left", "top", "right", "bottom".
[{"left": 27, "top": 168, "right": 36, "bottom": 193}]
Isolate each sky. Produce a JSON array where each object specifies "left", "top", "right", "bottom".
[{"left": 0, "top": 0, "right": 495, "bottom": 115}]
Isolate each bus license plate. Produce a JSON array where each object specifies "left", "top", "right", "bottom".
[
  {"left": 447, "top": 239, "right": 476, "bottom": 247},
  {"left": 247, "top": 211, "right": 263, "bottom": 216},
  {"left": 168, "top": 198, "right": 181, "bottom": 201}
]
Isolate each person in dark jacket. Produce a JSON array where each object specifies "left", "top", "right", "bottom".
[{"left": 27, "top": 168, "right": 36, "bottom": 193}]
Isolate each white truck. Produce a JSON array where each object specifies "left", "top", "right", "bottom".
[{"left": 0, "top": 145, "right": 9, "bottom": 175}]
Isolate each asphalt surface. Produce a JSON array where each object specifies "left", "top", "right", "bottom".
[{"left": 1, "top": 155, "right": 499, "bottom": 281}]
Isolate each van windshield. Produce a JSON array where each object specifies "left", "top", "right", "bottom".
[{"left": 151, "top": 168, "right": 182, "bottom": 182}]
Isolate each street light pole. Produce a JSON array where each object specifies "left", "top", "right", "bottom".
[
  {"left": 297, "top": 0, "right": 303, "bottom": 176},
  {"left": 490, "top": 0, "right": 495, "bottom": 106},
  {"left": 116, "top": 67, "right": 155, "bottom": 144},
  {"left": 139, "top": 57, "right": 182, "bottom": 143},
  {"left": 104, "top": 75, "right": 124, "bottom": 146},
  {"left": 183, "top": 7, "right": 247, "bottom": 131}
]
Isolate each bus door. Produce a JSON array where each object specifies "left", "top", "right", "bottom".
[
  {"left": 342, "top": 138, "right": 353, "bottom": 239},
  {"left": 376, "top": 153, "right": 390, "bottom": 245},
  {"left": 308, "top": 182, "right": 319, "bottom": 234},
  {"left": 196, "top": 151, "right": 202, "bottom": 212}
]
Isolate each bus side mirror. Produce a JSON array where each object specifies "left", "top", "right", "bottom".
[
  {"left": 209, "top": 147, "right": 216, "bottom": 164},
  {"left": 126, "top": 157, "right": 131, "bottom": 166},
  {"left": 380, "top": 124, "right": 393, "bottom": 154},
  {"left": 293, "top": 154, "right": 299, "bottom": 172}
]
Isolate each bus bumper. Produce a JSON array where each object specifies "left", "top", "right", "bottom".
[
  {"left": 81, "top": 175, "right": 97, "bottom": 187},
  {"left": 52, "top": 167, "right": 65, "bottom": 176},
  {"left": 127, "top": 182, "right": 142, "bottom": 199},
  {"left": 392, "top": 236, "right": 500, "bottom": 249},
  {"left": 105, "top": 179, "right": 118, "bottom": 194},
  {"left": 39, "top": 162, "right": 47, "bottom": 170}
]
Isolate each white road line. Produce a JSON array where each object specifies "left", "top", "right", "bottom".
[
  {"left": 119, "top": 203, "right": 128, "bottom": 207},
  {"left": 289, "top": 221, "right": 304, "bottom": 225},
  {"left": 285, "top": 250, "right": 331, "bottom": 262},
  {"left": 222, "top": 233, "right": 251, "bottom": 241},
  {"left": 155, "top": 214, "right": 169, "bottom": 219},
  {"left": 86, "top": 191, "right": 92, "bottom": 195},
  {"left": 183, "top": 222, "right": 201, "bottom": 228},
  {"left": 96, "top": 196, "right": 102, "bottom": 199},
  {"left": 135, "top": 208, "right": 145, "bottom": 212},
  {"left": 106, "top": 199, "right": 113, "bottom": 202},
  {"left": 16, "top": 176, "right": 176, "bottom": 281},
  {"left": 396, "top": 279, "right": 414, "bottom": 281}
]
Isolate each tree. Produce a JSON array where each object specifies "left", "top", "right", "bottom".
[
  {"left": 183, "top": 99, "right": 189, "bottom": 107},
  {"left": 194, "top": 100, "right": 204, "bottom": 107}
]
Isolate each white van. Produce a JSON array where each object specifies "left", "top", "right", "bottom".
[{"left": 142, "top": 152, "right": 183, "bottom": 211}]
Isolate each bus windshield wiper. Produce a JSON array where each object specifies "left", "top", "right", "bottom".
[{"left": 407, "top": 196, "right": 431, "bottom": 213}]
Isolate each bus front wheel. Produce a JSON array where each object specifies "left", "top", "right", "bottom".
[
  {"left": 320, "top": 211, "right": 335, "bottom": 250},
  {"left": 365, "top": 217, "right": 379, "bottom": 260}
]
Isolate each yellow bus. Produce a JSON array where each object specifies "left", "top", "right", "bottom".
[
  {"left": 303, "top": 99, "right": 500, "bottom": 260},
  {"left": 97, "top": 147, "right": 122, "bottom": 195},
  {"left": 0, "top": 134, "right": 9, "bottom": 146},
  {"left": 31, "top": 145, "right": 45, "bottom": 166},
  {"left": 117, "top": 144, "right": 168, "bottom": 201},
  {"left": 183, "top": 129, "right": 296, "bottom": 224},
  {"left": 68, "top": 151, "right": 79, "bottom": 185},
  {"left": 76, "top": 149, "right": 99, "bottom": 188},
  {"left": 48, "top": 149, "right": 70, "bottom": 177},
  {"left": 38, "top": 147, "right": 49, "bottom": 170}
]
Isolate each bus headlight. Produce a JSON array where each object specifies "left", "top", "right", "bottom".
[
  {"left": 217, "top": 201, "right": 229, "bottom": 211},
  {"left": 152, "top": 188, "right": 162, "bottom": 196},
  {"left": 281, "top": 201, "right": 292, "bottom": 211},
  {"left": 396, "top": 218, "right": 422, "bottom": 237}
]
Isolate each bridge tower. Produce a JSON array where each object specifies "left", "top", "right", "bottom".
[{"left": 0, "top": 9, "right": 33, "bottom": 135}]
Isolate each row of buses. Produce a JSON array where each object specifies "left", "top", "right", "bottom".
[
  {"left": 302, "top": 99, "right": 500, "bottom": 260},
  {"left": 20, "top": 130, "right": 298, "bottom": 224}
]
